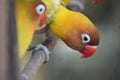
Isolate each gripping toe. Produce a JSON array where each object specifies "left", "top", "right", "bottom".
[{"left": 34, "top": 44, "right": 50, "bottom": 63}]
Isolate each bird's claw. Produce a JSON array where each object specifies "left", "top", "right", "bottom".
[{"left": 32, "top": 44, "right": 50, "bottom": 63}]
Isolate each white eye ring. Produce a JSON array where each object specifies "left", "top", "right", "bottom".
[
  {"left": 36, "top": 4, "right": 45, "bottom": 15},
  {"left": 81, "top": 33, "right": 90, "bottom": 43}
]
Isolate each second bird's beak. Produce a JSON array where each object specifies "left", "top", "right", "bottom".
[
  {"left": 39, "top": 12, "right": 46, "bottom": 26},
  {"left": 35, "top": 12, "right": 47, "bottom": 27},
  {"left": 79, "top": 45, "right": 97, "bottom": 58}
]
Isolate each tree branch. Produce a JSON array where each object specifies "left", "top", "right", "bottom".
[
  {"left": 20, "top": 31, "right": 58, "bottom": 80},
  {"left": 67, "top": 0, "right": 85, "bottom": 12}
]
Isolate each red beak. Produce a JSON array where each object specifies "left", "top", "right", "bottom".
[
  {"left": 79, "top": 46, "right": 97, "bottom": 58},
  {"left": 39, "top": 12, "right": 46, "bottom": 26}
]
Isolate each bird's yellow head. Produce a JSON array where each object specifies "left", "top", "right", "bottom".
[{"left": 50, "top": 5, "right": 100, "bottom": 58}]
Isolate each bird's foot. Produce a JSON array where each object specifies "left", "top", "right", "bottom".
[{"left": 29, "top": 44, "right": 50, "bottom": 63}]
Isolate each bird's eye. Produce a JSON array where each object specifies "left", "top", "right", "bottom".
[
  {"left": 81, "top": 33, "right": 90, "bottom": 43},
  {"left": 36, "top": 4, "right": 45, "bottom": 15}
]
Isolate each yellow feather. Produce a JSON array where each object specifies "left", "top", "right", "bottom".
[
  {"left": 50, "top": 5, "right": 95, "bottom": 40},
  {"left": 16, "top": 1, "right": 36, "bottom": 58},
  {"left": 61, "top": 0, "right": 70, "bottom": 5}
]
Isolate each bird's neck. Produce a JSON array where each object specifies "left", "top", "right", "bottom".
[{"left": 50, "top": 5, "right": 72, "bottom": 39}]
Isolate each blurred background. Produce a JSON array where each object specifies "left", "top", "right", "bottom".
[{"left": 21, "top": 0, "right": 120, "bottom": 80}]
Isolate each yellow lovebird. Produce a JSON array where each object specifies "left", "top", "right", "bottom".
[
  {"left": 48, "top": 5, "right": 100, "bottom": 58},
  {"left": 15, "top": 0, "right": 47, "bottom": 58},
  {"left": 40, "top": 0, "right": 100, "bottom": 58}
]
